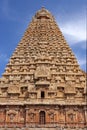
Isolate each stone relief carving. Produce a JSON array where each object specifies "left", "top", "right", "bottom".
[
  {"left": 7, "top": 110, "right": 17, "bottom": 122},
  {"left": 48, "top": 112, "right": 55, "bottom": 122},
  {"left": 8, "top": 113, "right": 16, "bottom": 122},
  {"left": 28, "top": 113, "right": 35, "bottom": 122},
  {"left": 68, "top": 113, "right": 76, "bottom": 122},
  {"left": 35, "top": 65, "right": 50, "bottom": 79}
]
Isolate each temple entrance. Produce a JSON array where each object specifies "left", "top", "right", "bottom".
[{"left": 39, "top": 111, "right": 45, "bottom": 124}]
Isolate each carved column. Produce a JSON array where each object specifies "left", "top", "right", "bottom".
[
  {"left": 4, "top": 108, "right": 6, "bottom": 126},
  {"left": 64, "top": 107, "right": 67, "bottom": 126},
  {"left": 25, "top": 106, "right": 29, "bottom": 126},
  {"left": 55, "top": 105, "right": 59, "bottom": 124},
  {"left": 5, "top": 106, "right": 9, "bottom": 125},
  {"left": 0, "top": 107, "right": 6, "bottom": 127},
  {"left": 24, "top": 106, "right": 26, "bottom": 127},
  {"left": 84, "top": 106, "right": 87, "bottom": 125},
  {"left": 15, "top": 107, "right": 20, "bottom": 126}
]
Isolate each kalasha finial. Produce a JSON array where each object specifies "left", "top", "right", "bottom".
[{"left": 41, "top": 6, "right": 45, "bottom": 10}]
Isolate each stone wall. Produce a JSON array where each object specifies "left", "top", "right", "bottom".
[{"left": 0, "top": 105, "right": 87, "bottom": 128}]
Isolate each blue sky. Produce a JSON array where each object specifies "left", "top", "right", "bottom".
[{"left": 0, "top": 0, "right": 86, "bottom": 77}]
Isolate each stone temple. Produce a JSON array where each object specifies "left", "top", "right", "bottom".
[{"left": 0, "top": 7, "right": 86, "bottom": 130}]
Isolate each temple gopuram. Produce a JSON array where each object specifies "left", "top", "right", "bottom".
[{"left": 0, "top": 7, "right": 87, "bottom": 130}]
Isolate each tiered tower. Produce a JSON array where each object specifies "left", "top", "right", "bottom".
[{"left": 0, "top": 7, "right": 86, "bottom": 130}]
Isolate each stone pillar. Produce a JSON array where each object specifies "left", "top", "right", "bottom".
[
  {"left": 84, "top": 106, "right": 87, "bottom": 125},
  {"left": 64, "top": 107, "right": 67, "bottom": 126},
  {"left": 4, "top": 108, "right": 6, "bottom": 126},
  {"left": 24, "top": 107, "right": 26, "bottom": 126},
  {"left": 5, "top": 106, "right": 9, "bottom": 125},
  {"left": 0, "top": 107, "right": 6, "bottom": 127},
  {"left": 25, "top": 106, "right": 29, "bottom": 126}
]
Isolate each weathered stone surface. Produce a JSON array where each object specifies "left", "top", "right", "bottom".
[{"left": 0, "top": 7, "right": 86, "bottom": 129}]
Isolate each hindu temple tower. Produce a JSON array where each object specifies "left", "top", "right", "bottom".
[{"left": 0, "top": 7, "right": 86, "bottom": 130}]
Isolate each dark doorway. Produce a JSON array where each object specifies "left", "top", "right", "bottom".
[
  {"left": 41, "top": 91, "right": 45, "bottom": 99},
  {"left": 39, "top": 111, "right": 45, "bottom": 124}
]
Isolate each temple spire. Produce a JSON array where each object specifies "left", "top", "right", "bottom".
[{"left": 0, "top": 8, "right": 86, "bottom": 129}]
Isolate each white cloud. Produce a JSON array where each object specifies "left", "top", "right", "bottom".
[
  {"left": 60, "top": 20, "right": 86, "bottom": 41},
  {"left": 63, "top": 33, "right": 86, "bottom": 49},
  {"left": 78, "top": 58, "right": 86, "bottom": 71},
  {"left": 58, "top": 13, "right": 86, "bottom": 46},
  {"left": 78, "top": 59, "right": 86, "bottom": 66},
  {"left": 57, "top": 13, "right": 86, "bottom": 72}
]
